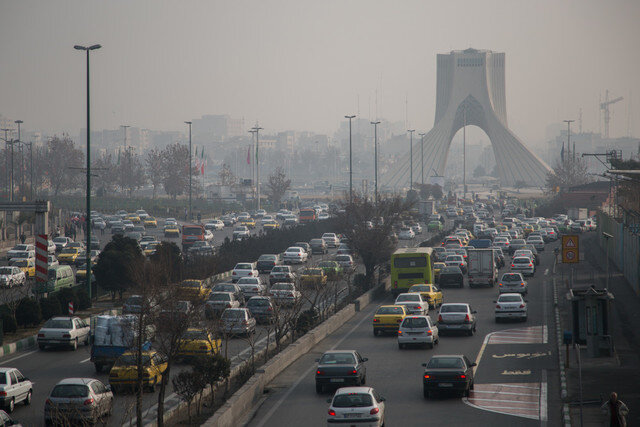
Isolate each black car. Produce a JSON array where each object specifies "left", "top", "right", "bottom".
[
  {"left": 437, "top": 266, "right": 464, "bottom": 288},
  {"left": 315, "top": 350, "right": 367, "bottom": 394},
  {"left": 422, "top": 354, "right": 475, "bottom": 398},
  {"left": 256, "top": 254, "right": 280, "bottom": 274},
  {"left": 246, "top": 296, "right": 275, "bottom": 323},
  {"left": 211, "top": 282, "right": 245, "bottom": 305}
]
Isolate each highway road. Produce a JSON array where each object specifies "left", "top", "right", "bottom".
[
  {"left": 0, "top": 217, "right": 444, "bottom": 425},
  {"left": 246, "top": 240, "right": 562, "bottom": 427}
]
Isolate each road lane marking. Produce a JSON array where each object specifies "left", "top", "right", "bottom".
[
  {"left": 254, "top": 303, "right": 376, "bottom": 427},
  {"left": 540, "top": 370, "right": 548, "bottom": 423},
  {"left": 0, "top": 350, "right": 38, "bottom": 363},
  {"left": 472, "top": 390, "right": 539, "bottom": 396},
  {"left": 81, "top": 357, "right": 91, "bottom": 363},
  {"left": 487, "top": 326, "right": 547, "bottom": 344},
  {"left": 544, "top": 268, "right": 549, "bottom": 276},
  {"left": 464, "top": 382, "right": 543, "bottom": 420}
]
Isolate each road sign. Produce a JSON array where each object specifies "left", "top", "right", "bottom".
[
  {"left": 35, "top": 234, "right": 48, "bottom": 282},
  {"left": 562, "top": 235, "right": 579, "bottom": 263}
]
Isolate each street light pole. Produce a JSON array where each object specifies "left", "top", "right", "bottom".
[
  {"left": 15, "top": 120, "right": 23, "bottom": 200},
  {"left": 603, "top": 232, "right": 613, "bottom": 290},
  {"left": 75, "top": 43, "right": 101, "bottom": 301},
  {"left": 407, "top": 129, "right": 415, "bottom": 191},
  {"left": 345, "top": 115, "right": 356, "bottom": 204},
  {"left": 251, "top": 125, "right": 263, "bottom": 211},
  {"left": 120, "top": 125, "right": 129, "bottom": 194},
  {"left": 371, "top": 121, "right": 380, "bottom": 205},
  {"left": 184, "top": 121, "right": 192, "bottom": 221},
  {"left": 564, "top": 119, "right": 575, "bottom": 162},
  {"left": 1, "top": 128, "right": 12, "bottom": 201},
  {"left": 419, "top": 132, "right": 426, "bottom": 187}
]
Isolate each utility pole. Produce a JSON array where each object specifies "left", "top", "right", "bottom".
[
  {"left": 463, "top": 107, "right": 467, "bottom": 198},
  {"left": 15, "top": 120, "right": 23, "bottom": 200},
  {"left": 345, "top": 115, "right": 356, "bottom": 204},
  {"left": 419, "top": 132, "right": 426, "bottom": 187},
  {"left": 564, "top": 120, "right": 575, "bottom": 162},
  {"left": 408, "top": 129, "right": 415, "bottom": 191},
  {"left": 74, "top": 43, "right": 101, "bottom": 300},
  {"left": 251, "top": 125, "right": 263, "bottom": 211},
  {"left": 121, "top": 125, "right": 130, "bottom": 194},
  {"left": 1, "top": 128, "right": 12, "bottom": 201},
  {"left": 184, "top": 121, "right": 192, "bottom": 221},
  {"left": 371, "top": 121, "right": 380, "bottom": 204}
]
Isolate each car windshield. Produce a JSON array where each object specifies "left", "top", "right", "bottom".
[
  {"left": 44, "top": 319, "right": 72, "bottom": 329},
  {"left": 183, "top": 227, "right": 203, "bottom": 236},
  {"left": 51, "top": 384, "right": 90, "bottom": 398},
  {"left": 235, "top": 264, "right": 252, "bottom": 270},
  {"left": 376, "top": 306, "right": 404, "bottom": 315},
  {"left": 319, "top": 353, "right": 356, "bottom": 365},
  {"left": 332, "top": 393, "right": 373, "bottom": 408},
  {"left": 440, "top": 304, "right": 468, "bottom": 313},
  {"left": 402, "top": 317, "right": 428, "bottom": 328},
  {"left": 499, "top": 295, "right": 523, "bottom": 303},
  {"left": 427, "top": 357, "right": 464, "bottom": 369},
  {"left": 116, "top": 355, "right": 151, "bottom": 366},
  {"left": 446, "top": 255, "right": 462, "bottom": 262}
]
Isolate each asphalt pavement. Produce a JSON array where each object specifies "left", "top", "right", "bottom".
[{"left": 246, "top": 241, "right": 563, "bottom": 427}]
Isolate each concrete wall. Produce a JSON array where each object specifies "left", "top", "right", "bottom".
[{"left": 597, "top": 212, "right": 640, "bottom": 295}]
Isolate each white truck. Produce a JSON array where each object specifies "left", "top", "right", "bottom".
[
  {"left": 418, "top": 200, "right": 436, "bottom": 218},
  {"left": 467, "top": 248, "right": 497, "bottom": 288}
]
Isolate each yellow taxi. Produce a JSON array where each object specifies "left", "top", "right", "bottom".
[
  {"left": 58, "top": 247, "right": 81, "bottom": 264},
  {"left": 177, "top": 328, "right": 221, "bottom": 360},
  {"left": 164, "top": 225, "right": 180, "bottom": 237},
  {"left": 408, "top": 283, "right": 443, "bottom": 308},
  {"left": 496, "top": 224, "right": 508, "bottom": 233},
  {"left": 177, "top": 279, "right": 210, "bottom": 301},
  {"left": 143, "top": 242, "right": 160, "bottom": 257},
  {"left": 454, "top": 233, "right": 469, "bottom": 246},
  {"left": 144, "top": 217, "right": 158, "bottom": 228},
  {"left": 109, "top": 350, "right": 168, "bottom": 392},
  {"left": 125, "top": 213, "right": 141, "bottom": 224},
  {"left": 522, "top": 224, "right": 533, "bottom": 236},
  {"left": 372, "top": 305, "right": 408, "bottom": 336},
  {"left": 12, "top": 258, "right": 35, "bottom": 278},
  {"left": 433, "top": 262, "right": 447, "bottom": 282},
  {"left": 262, "top": 220, "right": 280, "bottom": 230},
  {"left": 239, "top": 218, "right": 256, "bottom": 229},
  {"left": 300, "top": 268, "right": 327, "bottom": 287},
  {"left": 75, "top": 263, "right": 95, "bottom": 281}
]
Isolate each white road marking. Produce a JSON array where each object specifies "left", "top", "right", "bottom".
[
  {"left": 469, "top": 397, "right": 537, "bottom": 403},
  {"left": 80, "top": 357, "right": 91, "bottom": 363},
  {"left": 254, "top": 304, "right": 375, "bottom": 427},
  {"left": 0, "top": 350, "right": 38, "bottom": 364},
  {"left": 472, "top": 331, "right": 494, "bottom": 375},
  {"left": 544, "top": 268, "right": 549, "bottom": 276},
  {"left": 471, "top": 390, "right": 539, "bottom": 396},
  {"left": 540, "top": 370, "right": 548, "bottom": 423}
]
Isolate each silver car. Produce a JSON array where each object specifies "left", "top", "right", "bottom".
[
  {"left": 44, "top": 378, "right": 113, "bottom": 425},
  {"left": 499, "top": 272, "right": 528, "bottom": 294},
  {"left": 494, "top": 293, "right": 528, "bottom": 322},
  {"left": 437, "top": 303, "right": 477, "bottom": 336},
  {"left": 0, "top": 368, "right": 32, "bottom": 413},
  {"left": 398, "top": 315, "right": 439, "bottom": 349},
  {"left": 394, "top": 293, "right": 428, "bottom": 315},
  {"left": 221, "top": 308, "right": 256, "bottom": 336},
  {"left": 510, "top": 256, "right": 535, "bottom": 277}
]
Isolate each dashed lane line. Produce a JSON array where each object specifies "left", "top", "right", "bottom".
[{"left": 0, "top": 350, "right": 38, "bottom": 364}]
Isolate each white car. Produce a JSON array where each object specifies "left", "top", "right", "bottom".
[
  {"left": 444, "top": 254, "right": 467, "bottom": 273},
  {"left": 231, "top": 262, "right": 259, "bottom": 283},
  {"left": 221, "top": 308, "right": 256, "bottom": 335},
  {"left": 37, "top": 316, "right": 90, "bottom": 350},
  {"left": 269, "top": 282, "right": 302, "bottom": 306},
  {"left": 236, "top": 277, "right": 266, "bottom": 298},
  {"left": 398, "top": 227, "right": 415, "bottom": 240},
  {"left": 495, "top": 293, "right": 528, "bottom": 322},
  {"left": 283, "top": 247, "right": 308, "bottom": 264},
  {"left": 394, "top": 293, "right": 428, "bottom": 315},
  {"left": 205, "top": 292, "right": 241, "bottom": 317},
  {"left": 135, "top": 209, "right": 149, "bottom": 219},
  {"left": 511, "top": 256, "right": 535, "bottom": 277},
  {"left": 6, "top": 244, "right": 34, "bottom": 260},
  {"left": 410, "top": 223, "right": 422, "bottom": 235},
  {"left": 0, "top": 266, "right": 26, "bottom": 288},
  {"left": 47, "top": 240, "right": 57, "bottom": 254},
  {"left": 0, "top": 367, "right": 33, "bottom": 412},
  {"left": 525, "top": 235, "right": 545, "bottom": 251},
  {"left": 321, "top": 233, "right": 340, "bottom": 248},
  {"left": 398, "top": 315, "right": 439, "bottom": 349},
  {"left": 203, "top": 230, "right": 214, "bottom": 242},
  {"left": 232, "top": 226, "right": 250, "bottom": 241},
  {"left": 48, "top": 255, "right": 60, "bottom": 267},
  {"left": 499, "top": 272, "right": 528, "bottom": 294},
  {"left": 335, "top": 254, "right": 354, "bottom": 270},
  {"left": 205, "top": 220, "right": 224, "bottom": 231},
  {"left": 327, "top": 387, "right": 386, "bottom": 427}
]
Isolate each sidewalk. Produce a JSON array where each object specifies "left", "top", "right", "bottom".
[{"left": 556, "top": 233, "right": 640, "bottom": 426}]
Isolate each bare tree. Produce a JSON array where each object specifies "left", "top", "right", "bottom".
[
  {"left": 116, "top": 147, "right": 147, "bottom": 197},
  {"left": 172, "top": 370, "right": 204, "bottom": 424},
  {"left": 545, "top": 157, "right": 592, "bottom": 193},
  {"left": 266, "top": 166, "right": 291, "bottom": 206},
  {"left": 145, "top": 147, "right": 164, "bottom": 199},
  {"left": 218, "top": 163, "right": 237, "bottom": 186}
]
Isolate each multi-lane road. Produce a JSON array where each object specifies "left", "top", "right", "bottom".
[{"left": 247, "top": 240, "right": 562, "bottom": 426}]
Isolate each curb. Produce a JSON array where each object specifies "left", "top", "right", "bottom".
[{"left": 553, "top": 275, "right": 571, "bottom": 427}]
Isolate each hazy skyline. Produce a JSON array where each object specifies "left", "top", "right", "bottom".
[{"left": 1, "top": 0, "right": 639, "bottom": 147}]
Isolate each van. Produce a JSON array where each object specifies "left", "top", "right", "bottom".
[{"left": 37, "top": 265, "right": 75, "bottom": 293}]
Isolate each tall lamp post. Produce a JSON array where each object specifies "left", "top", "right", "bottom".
[
  {"left": 345, "top": 115, "right": 356, "bottom": 204},
  {"left": 184, "top": 121, "right": 192, "bottom": 221},
  {"left": 564, "top": 119, "right": 575, "bottom": 162},
  {"left": 251, "top": 125, "right": 263, "bottom": 211},
  {"left": 371, "top": 121, "right": 380, "bottom": 205},
  {"left": 419, "top": 132, "right": 426, "bottom": 187},
  {"left": 407, "top": 129, "right": 415, "bottom": 191},
  {"left": 120, "top": 125, "right": 129, "bottom": 194},
  {"left": 74, "top": 43, "right": 101, "bottom": 300},
  {"left": 15, "top": 120, "right": 23, "bottom": 200},
  {"left": 603, "top": 232, "right": 613, "bottom": 289},
  {"left": 0, "top": 128, "right": 13, "bottom": 201}
]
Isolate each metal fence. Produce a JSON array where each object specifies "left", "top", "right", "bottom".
[{"left": 597, "top": 212, "right": 640, "bottom": 295}]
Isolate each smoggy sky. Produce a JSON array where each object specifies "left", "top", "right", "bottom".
[{"left": 1, "top": 0, "right": 639, "bottom": 146}]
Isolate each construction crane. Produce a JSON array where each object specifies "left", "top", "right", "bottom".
[{"left": 600, "top": 90, "right": 623, "bottom": 139}]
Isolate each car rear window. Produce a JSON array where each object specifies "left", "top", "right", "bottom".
[
  {"left": 235, "top": 264, "right": 252, "bottom": 270},
  {"left": 514, "top": 258, "right": 530, "bottom": 264},
  {"left": 209, "top": 293, "right": 231, "bottom": 301},
  {"left": 248, "top": 298, "right": 269, "bottom": 307},
  {"left": 426, "top": 357, "right": 464, "bottom": 369},
  {"left": 332, "top": 393, "right": 373, "bottom": 408},
  {"left": 396, "top": 294, "right": 419, "bottom": 302},
  {"left": 222, "top": 310, "right": 246, "bottom": 319},
  {"left": 319, "top": 353, "right": 355, "bottom": 365},
  {"left": 51, "top": 384, "right": 90, "bottom": 398},
  {"left": 44, "top": 319, "right": 72, "bottom": 329},
  {"left": 402, "top": 317, "right": 428, "bottom": 328},
  {"left": 440, "top": 304, "right": 467, "bottom": 313},
  {"left": 499, "top": 295, "right": 522, "bottom": 302},
  {"left": 502, "top": 274, "right": 521, "bottom": 281},
  {"left": 271, "top": 284, "right": 293, "bottom": 291},
  {"left": 376, "top": 306, "right": 404, "bottom": 315}
]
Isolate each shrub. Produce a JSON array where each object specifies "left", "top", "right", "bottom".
[
  {"left": 16, "top": 298, "right": 42, "bottom": 327},
  {"left": 40, "top": 297, "right": 62, "bottom": 320},
  {"left": 295, "top": 309, "right": 318, "bottom": 335},
  {"left": 75, "top": 288, "right": 91, "bottom": 311},
  {"left": 2, "top": 314, "right": 17, "bottom": 334}
]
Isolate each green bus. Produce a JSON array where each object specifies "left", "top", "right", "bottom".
[{"left": 390, "top": 247, "right": 433, "bottom": 296}]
